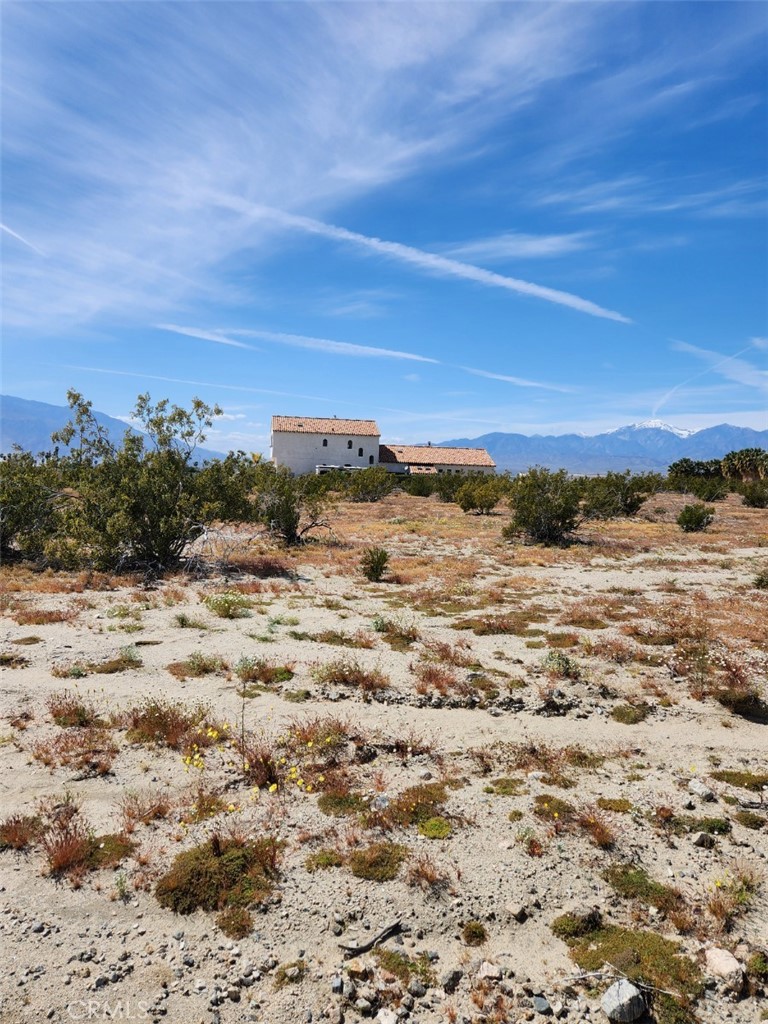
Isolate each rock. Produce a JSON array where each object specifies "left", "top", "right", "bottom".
[
  {"left": 441, "top": 968, "right": 463, "bottom": 994},
  {"left": 705, "top": 948, "right": 744, "bottom": 994},
  {"left": 693, "top": 832, "right": 716, "bottom": 849},
  {"left": 688, "top": 780, "right": 715, "bottom": 802},
  {"left": 532, "top": 995, "right": 552, "bottom": 1015},
  {"left": 407, "top": 978, "right": 427, "bottom": 997},
  {"left": 478, "top": 962, "right": 502, "bottom": 981},
  {"left": 508, "top": 904, "right": 529, "bottom": 924},
  {"left": 376, "top": 1011, "right": 398, "bottom": 1024},
  {"left": 600, "top": 979, "right": 645, "bottom": 1022},
  {"left": 331, "top": 975, "right": 344, "bottom": 994},
  {"left": 31, "top": 922, "right": 44, "bottom": 934}
]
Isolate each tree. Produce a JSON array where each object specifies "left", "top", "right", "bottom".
[
  {"left": 582, "top": 471, "right": 662, "bottom": 518},
  {"left": 721, "top": 448, "right": 768, "bottom": 483},
  {"left": 456, "top": 477, "right": 504, "bottom": 515},
  {"left": 48, "top": 390, "right": 228, "bottom": 571}
]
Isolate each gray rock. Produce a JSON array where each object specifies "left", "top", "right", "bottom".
[
  {"left": 407, "top": 978, "right": 427, "bottom": 998},
  {"left": 331, "top": 975, "right": 344, "bottom": 994},
  {"left": 532, "top": 994, "right": 552, "bottom": 1015},
  {"left": 600, "top": 979, "right": 645, "bottom": 1022},
  {"left": 688, "top": 779, "right": 715, "bottom": 802},
  {"left": 441, "top": 968, "right": 464, "bottom": 994},
  {"left": 478, "top": 961, "right": 502, "bottom": 981},
  {"left": 705, "top": 948, "right": 744, "bottom": 994},
  {"left": 693, "top": 831, "right": 716, "bottom": 849}
]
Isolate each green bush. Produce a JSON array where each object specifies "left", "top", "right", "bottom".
[
  {"left": 504, "top": 467, "right": 583, "bottom": 545},
  {"left": 738, "top": 481, "right": 768, "bottom": 508},
  {"left": 252, "top": 466, "right": 334, "bottom": 545},
  {"left": 360, "top": 546, "right": 389, "bottom": 582},
  {"left": 676, "top": 503, "right": 714, "bottom": 533},
  {"left": 344, "top": 467, "right": 395, "bottom": 502},
  {"left": 456, "top": 479, "right": 503, "bottom": 514},
  {"left": 0, "top": 449, "right": 64, "bottom": 561},
  {"left": 204, "top": 592, "right": 253, "bottom": 618},
  {"left": 582, "top": 471, "right": 662, "bottom": 518}
]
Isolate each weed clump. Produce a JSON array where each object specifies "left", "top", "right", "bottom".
[
  {"left": 597, "top": 797, "right": 632, "bottom": 813},
  {"left": 462, "top": 920, "right": 487, "bottom": 946},
  {"left": 305, "top": 848, "right": 343, "bottom": 873},
  {"left": 312, "top": 657, "right": 389, "bottom": 696},
  {"left": 122, "top": 699, "right": 209, "bottom": 749},
  {"left": 166, "top": 652, "right": 227, "bottom": 680},
  {"left": 711, "top": 769, "right": 768, "bottom": 792},
  {"left": 418, "top": 816, "right": 452, "bottom": 839},
  {"left": 374, "top": 948, "right": 434, "bottom": 986},
  {"left": 0, "top": 814, "right": 44, "bottom": 851},
  {"left": 611, "top": 702, "right": 652, "bottom": 724},
  {"left": 483, "top": 777, "right": 523, "bottom": 797},
  {"left": 604, "top": 864, "right": 685, "bottom": 917},
  {"left": 235, "top": 656, "right": 294, "bottom": 687},
  {"left": 347, "top": 842, "right": 407, "bottom": 881},
  {"left": 551, "top": 908, "right": 602, "bottom": 940},
  {"left": 734, "top": 810, "right": 764, "bottom": 831},
  {"left": 274, "top": 961, "right": 306, "bottom": 989},
  {"left": 204, "top": 592, "right": 253, "bottom": 618},
  {"left": 155, "top": 833, "right": 281, "bottom": 914}
]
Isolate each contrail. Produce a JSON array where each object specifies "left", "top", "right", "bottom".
[
  {"left": 217, "top": 198, "right": 632, "bottom": 324},
  {"left": 1, "top": 222, "right": 45, "bottom": 256}
]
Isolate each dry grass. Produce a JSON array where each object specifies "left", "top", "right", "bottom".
[
  {"left": 30, "top": 727, "right": 118, "bottom": 776},
  {"left": 11, "top": 607, "right": 79, "bottom": 626}
]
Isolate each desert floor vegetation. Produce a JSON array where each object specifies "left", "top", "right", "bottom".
[{"left": 0, "top": 489, "right": 766, "bottom": 1023}]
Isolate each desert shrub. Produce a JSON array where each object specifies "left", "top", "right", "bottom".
[
  {"left": 204, "top": 591, "right": 253, "bottom": 618},
  {"left": 30, "top": 727, "right": 118, "bottom": 776},
  {"left": 374, "top": 948, "right": 434, "bottom": 986},
  {"left": 43, "top": 391, "right": 259, "bottom": 572},
  {"left": 711, "top": 769, "right": 768, "bottom": 791},
  {"left": 0, "top": 449, "right": 64, "bottom": 562},
  {"left": 551, "top": 908, "right": 602, "bottom": 940},
  {"left": 611, "top": 702, "right": 651, "bottom": 724},
  {"left": 347, "top": 842, "right": 408, "bottom": 881},
  {"left": 734, "top": 810, "right": 764, "bottom": 831},
  {"left": 504, "top": 467, "right": 583, "bottom": 545},
  {"left": 155, "top": 833, "right": 282, "bottom": 914},
  {"left": 738, "top": 481, "right": 768, "bottom": 508},
  {"left": 174, "top": 611, "right": 208, "bottom": 629},
  {"left": 597, "top": 797, "right": 632, "bottom": 813},
  {"left": 0, "top": 814, "right": 44, "bottom": 851},
  {"left": 372, "top": 614, "right": 419, "bottom": 651},
  {"left": 312, "top": 657, "right": 389, "bottom": 696},
  {"left": 753, "top": 568, "right": 768, "bottom": 590},
  {"left": 462, "top": 920, "right": 487, "bottom": 945},
  {"left": 251, "top": 465, "right": 333, "bottom": 545},
  {"left": 405, "top": 852, "right": 451, "bottom": 895},
  {"left": 167, "top": 652, "right": 227, "bottom": 680},
  {"left": 677, "top": 503, "right": 714, "bottom": 533},
  {"left": 122, "top": 699, "right": 209, "bottom": 749},
  {"left": 119, "top": 789, "right": 172, "bottom": 832},
  {"left": 344, "top": 466, "right": 395, "bottom": 502},
  {"left": 456, "top": 479, "right": 503, "bottom": 515},
  {"left": 360, "top": 546, "right": 389, "bottom": 582},
  {"left": 0, "top": 651, "right": 29, "bottom": 668},
  {"left": 317, "top": 790, "right": 367, "bottom": 817},
  {"left": 483, "top": 777, "right": 523, "bottom": 796},
  {"left": 582, "top": 470, "right": 662, "bottom": 518},
  {"left": 542, "top": 650, "right": 581, "bottom": 680},
  {"left": 46, "top": 691, "right": 103, "bottom": 728},
  {"left": 235, "top": 656, "right": 294, "bottom": 687}
]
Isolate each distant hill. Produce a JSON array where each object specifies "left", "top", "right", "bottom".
[
  {"left": 0, "top": 395, "right": 225, "bottom": 461},
  {"left": 440, "top": 420, "right": 768, "bottom": 474}
]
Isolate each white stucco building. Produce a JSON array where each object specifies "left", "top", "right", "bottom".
[
  {"left": 270, "top": 415, "right": 496, "bottom": 476},
  {"left": 270, "top": 416, "right": 381, "bottom": 476}
]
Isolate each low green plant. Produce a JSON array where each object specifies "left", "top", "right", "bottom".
[
  {"left": 155, "top": 833, "right": 281, "bottom": 914},
  {"left": 677, "top": 503, "right": 714, "bottom": 533},
  {"left": 483, "top": 777, "right": 523, "bottom": 797},
  {"left": 204, "top": 592, "right": 253, "bottom": 618},
  {"left": 360, "top": 546, "right": 390, "bottom": 582},
  {"left": 734, "top": 810, "right": 764, "bottom": 831},
  {"left": 216, "top": 906, "right": 253, "bottom": 938},
  {"left": 347, "top": 842, "right": 408, "bottom": 881},
  {"left": 418, "top": 816, "right": 452, "bottom": 839},
  {"left": 604, "top": 864, "right": 685, "bottom": 916},
  {"left": 711, "top": 769, "right": 768, "bottom": 791},
  {"left": 305, "top": 848, "right": 343, "bottom": 872},
  {"left": 373, "top": 948, "right": 434, "bottom": 986},
  {"left": 597, "top": 797, "right": 632, "bottom": 813},
  {"left": 611, "top": 702, "right": 651, "bottom": 724},
  {"left": 274, "top": 960, "right": 306, "bottom": 989}
]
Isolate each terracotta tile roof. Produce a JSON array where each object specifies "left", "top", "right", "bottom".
[
  {"left": 379, "top": 444, "right": 495, "bottom": 468},
  {"left": 272, "top": 416, "right": 380, "bottom": 436}
]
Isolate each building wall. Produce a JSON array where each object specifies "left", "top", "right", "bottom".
[
  {"left": 382, "top": 462, "right": 495, "bottom": 475},
  {"left": 271, "top": 431, "right": 380, "bottom": 475}
]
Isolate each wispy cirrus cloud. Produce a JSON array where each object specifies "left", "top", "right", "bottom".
[
  {"left": 158, "top": 323, "right": 438, "bottom": 362},
  {"left": 461, "top": 366, "right": 575, "bottom": 393},
  {"left": 440, "top": 230, "right": 595, "bottom": 263},
  {"left": 653, "top": 338, "right": 768, "bottom": 416}
]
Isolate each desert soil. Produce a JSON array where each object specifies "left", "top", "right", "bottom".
[{"left": 0, "top": 492, "right": 766, "bottom": 1024}]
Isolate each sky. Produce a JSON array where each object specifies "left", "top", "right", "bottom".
[{"left": 2, "top": 1, "right": 767, "bottom": 454}]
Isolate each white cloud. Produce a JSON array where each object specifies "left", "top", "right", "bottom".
[
  {"left": 226, "top": 203, "right": 630, "bottom": 322},
  {"left": 461, "top": 366, "right": 575, "bottom": 393},
  {"left": 441, "top": 231, "right": 594, "bottom": 262}
]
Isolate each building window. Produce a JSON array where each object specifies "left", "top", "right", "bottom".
[
  {"left": 369, "top": 455, "right": 374, "bottom": 465},
  {"left": 322, "top": 438, "right": 328, "bottom": 447},
  {"left": 347, "top": 440, "right": 352, "bottom": 449},
  {"left": 358, "top": 447, "right": 363, "bottom": 457}
]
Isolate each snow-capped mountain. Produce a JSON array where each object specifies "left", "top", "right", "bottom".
[{"left": 441, "top": 422, "right": 767, "bottom": 474}]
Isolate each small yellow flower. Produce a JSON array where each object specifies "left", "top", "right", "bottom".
[
  {"left": 269, "top": 783, "right": 278, "bottom": 793},
  {"left": 227, "top": 803, "right": 236, "bottom": 812}
]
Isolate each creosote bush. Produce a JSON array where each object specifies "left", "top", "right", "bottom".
[{"left": 676, "top": 503, "right": 715, "bottom": 533}]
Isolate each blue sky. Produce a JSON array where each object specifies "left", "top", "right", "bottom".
[{"left": 2, "top": 1, "right": 767, "bottom": 453}]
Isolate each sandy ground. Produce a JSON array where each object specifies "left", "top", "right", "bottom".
[{"left": 0, "top": 493, "right": 766, "bottom": 1024}]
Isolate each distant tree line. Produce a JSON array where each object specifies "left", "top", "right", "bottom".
[{"left": 1, "top": 391, "right": 766, "bottom": 569}]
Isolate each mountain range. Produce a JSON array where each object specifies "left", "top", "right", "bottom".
[
  {"left": 441, "top": 420, "right": 768, "bottom": 474},
  {"left": 2, "top": 396, "right": 765, "bottom": 474},
  {"left": 0, "top": 395, "right": 225, "bottom": 462}
]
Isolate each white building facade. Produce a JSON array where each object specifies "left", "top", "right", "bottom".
[{"left": 270, "top": 416, "right": 381, "bottom": 476}]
